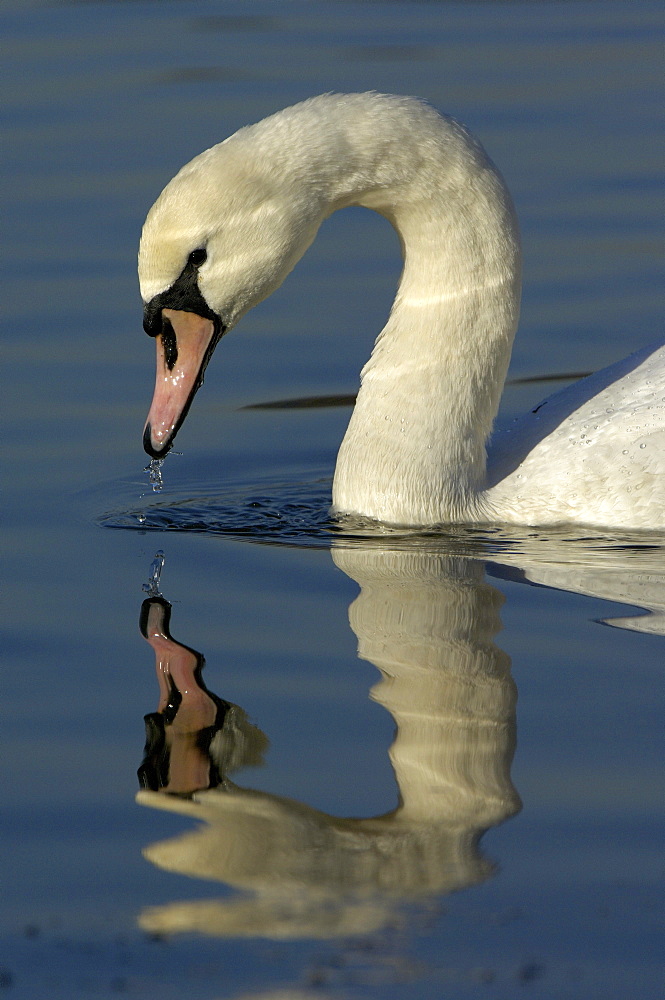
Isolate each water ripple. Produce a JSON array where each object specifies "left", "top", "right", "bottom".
[
  {"left": 93, "top": 472, "right": 665, "bottom": 558},
  {"left": 96, "top": 474, "right": 337, "bottom": 547}
]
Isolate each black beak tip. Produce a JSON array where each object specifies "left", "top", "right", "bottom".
[{"left": 143, "top": 423, "right": 171, "bottom": 460}]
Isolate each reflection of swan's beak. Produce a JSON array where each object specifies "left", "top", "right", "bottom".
[
  {"left": 139, "top": 594, "right": 172, "bottom": 642},
  {"left": 138, "top": 595, "right": 219, "bottom": 795},
  {"left": 139, "top": 595, "right": 207, "bottom": 695},
  {"left": 143, "top": 308, "right": 218, "bottom": 458},
  {"left": 138, "top": 592, "right": 268, "bottom": 797}
]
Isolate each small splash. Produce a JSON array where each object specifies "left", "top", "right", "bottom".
[
  {"left": 145, "top": 458, "right": 166, "bottom": 492},
  {"left": 143, "top": 550, "right": 165, "bottom": 596}
]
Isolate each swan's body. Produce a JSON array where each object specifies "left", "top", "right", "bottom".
[{"left": 139, "top": 93, "right": 664, "bottom": 529}]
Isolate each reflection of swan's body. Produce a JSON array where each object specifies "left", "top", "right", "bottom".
[
  {"left": 137, "top": 549, "right": 519, "bottom": 939},
  {"left": 139, "top": 93, "right": 664, "bottom": 529},
  {"left": 486, "top": 531, "right": 665, "bottom": 634}
]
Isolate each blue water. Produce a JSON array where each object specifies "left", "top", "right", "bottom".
[{"left": 3, "top": 2, "right": 664, "bottom": 997}]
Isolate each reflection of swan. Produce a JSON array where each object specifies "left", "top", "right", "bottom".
[
  {"left": 480, "top": 530, "right": 665, "bottom": 635},
  {"left": 136, "top": 547, "right": 520, "bottom": 939},
  {"left": 138, "top": 92, "right": 664, "bottom": 529}
]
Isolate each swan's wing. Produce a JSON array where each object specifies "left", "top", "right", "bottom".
[{"left": 487, "top": 342, "right": 665, "bottom": 529}]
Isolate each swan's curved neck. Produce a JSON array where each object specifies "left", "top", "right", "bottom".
[{"left": 290, "top": 100, "right": 523, "bottom": 524}]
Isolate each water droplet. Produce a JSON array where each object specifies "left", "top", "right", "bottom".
[
  {"left": 142, "top": 550, "right": 165, "bottom": 596},
  {"left": 639, "top": 442, "right": 647, "bottom": 449},
  {"left": 137, "top": 512, "right": 146, "bottom": 524},
  {"left": 145, "top": 458, "right": 166, "bottom": 492}
]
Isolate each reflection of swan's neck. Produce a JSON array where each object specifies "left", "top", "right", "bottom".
[
  {"left": 334, "top": 548, "right": 520, "bottom": 827},
  {"left": 325, "top": 101, "right": 521, "bottom": 523}
]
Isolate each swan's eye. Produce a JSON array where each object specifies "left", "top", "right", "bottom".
[{"left": 188, "top": 248, "right": 207, "bottom": 268}]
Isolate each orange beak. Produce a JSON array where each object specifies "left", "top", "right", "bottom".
[{"left": 143, "top": 308, "right": 218, "bottom": 458}]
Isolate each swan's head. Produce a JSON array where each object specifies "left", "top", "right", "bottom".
[{"left": 139, "top": 132, "right": 323, "bottom": 457}]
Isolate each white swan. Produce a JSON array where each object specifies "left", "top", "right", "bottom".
[{"left": 139, "top": 93, "right": 664, "bottom": 529}]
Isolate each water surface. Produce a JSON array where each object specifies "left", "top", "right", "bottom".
[{"left": 3, "top": 2, "right": 663, "bottom": 998}]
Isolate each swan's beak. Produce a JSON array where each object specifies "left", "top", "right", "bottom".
[{"left": 143, "top": 308, "right": 218, "bottom": 458}]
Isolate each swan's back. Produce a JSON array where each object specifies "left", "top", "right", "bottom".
[{"left": 487, "top": 342, "right": 665, "bottom": 528}]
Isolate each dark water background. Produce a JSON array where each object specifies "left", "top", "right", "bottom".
[{"left": 3, "top": 2, "right": 664, "bottom": 998}]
